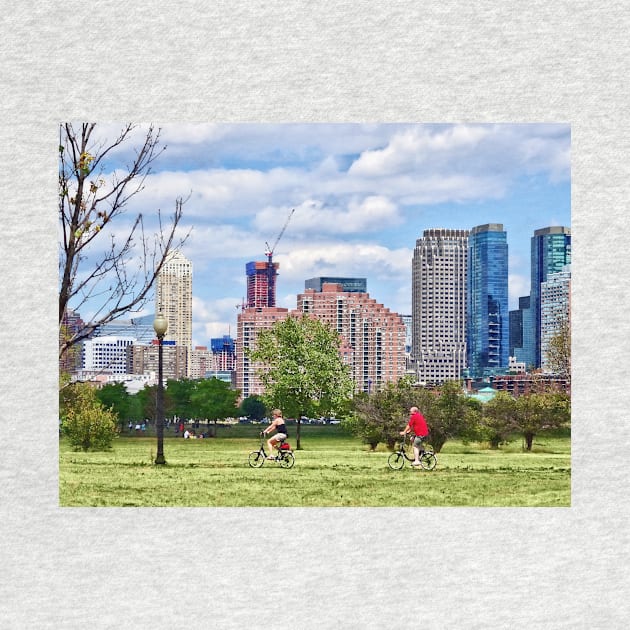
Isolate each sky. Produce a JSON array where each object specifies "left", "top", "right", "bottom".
[{"left": 71, "top": 123, "right": 571, "bottom": 348}]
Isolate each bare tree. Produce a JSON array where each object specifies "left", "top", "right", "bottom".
[{"left": 59, "top": 123, "right": 188, "bottom": 361}]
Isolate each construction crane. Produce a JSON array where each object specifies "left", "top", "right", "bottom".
[{"left": 264, "top": 207, "right": 295, "bottom": 307}]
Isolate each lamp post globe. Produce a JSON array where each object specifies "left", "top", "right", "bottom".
[
  {"left": 153, "top": 313, "right": 168, "bottom": 338},
  {"left": 153, "top": 313, "right": 168, "bottom": 465}
]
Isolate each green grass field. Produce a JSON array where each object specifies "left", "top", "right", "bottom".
[{"left": 59, "top": 425, "right": 571, "bottom": 507}]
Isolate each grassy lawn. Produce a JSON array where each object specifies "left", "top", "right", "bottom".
[{"left": 59, "top": 425, "right": 571, "bottom": 507}]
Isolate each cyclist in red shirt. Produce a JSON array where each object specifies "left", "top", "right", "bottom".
[{"left": 400, "top": 406, "right": 429, "bottom": 466}]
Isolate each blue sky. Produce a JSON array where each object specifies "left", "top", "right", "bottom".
[{"left": 75, "top": 123, "right": 571, "bottom": 347}]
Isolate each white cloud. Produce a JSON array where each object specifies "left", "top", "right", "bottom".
[
  {"left": 90, "top": 123, "right": 570, "bottom": 236},
  {"left": 123, "top": 168, "right": 304, "bottom": 218},
  {"left": 276, "top": 241, "right": 412, "bottom": 283},
  {"left": 182, "top": 224, "right": 262, "bottom": 261},
  {"left": 254, "top": 196, "right": 401, "bottom": 238},
  {"left": 348, "top": 123, "right": 570, "bottom": 187},
  {"left": 348, "top": 125, "right": 491, "bottom": 177}
]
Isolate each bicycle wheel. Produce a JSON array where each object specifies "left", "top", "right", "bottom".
[
  {"left": 278, "top": 451, "right": 295, "bottom": 469},
  {"left": 419, "top": 451, "right": 437, "bottom": 471},
  {"left": 248, "top": 450, "right": 265, "bottom": 468},
  {"left": 388, "top": 451, "right": 405, "bottom": 470}
]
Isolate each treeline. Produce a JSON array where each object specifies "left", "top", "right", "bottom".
[
  {"left": 92, "top": 378, "right": 243, "bottom": 427},
  {"left": 60, "top": 374, "right": 570, "bottom": 454},
  {"left": 344, "top": 377, "right": 570, "bottom": 452}
]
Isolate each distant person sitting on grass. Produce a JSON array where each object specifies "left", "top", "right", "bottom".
[
  {"left": 262, "top": 409, "right": 288, "bottom": 460},
  {"left": 400, "top": 406, "right": 429, "bottom": 467}
]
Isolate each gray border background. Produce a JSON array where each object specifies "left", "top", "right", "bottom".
[{"left": 1, "top": 1, "right": 628, "bottom": 628}]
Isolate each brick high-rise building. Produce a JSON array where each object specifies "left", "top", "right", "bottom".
[{"left": 294, "top": 283, "right": 406, "bottom": 393}]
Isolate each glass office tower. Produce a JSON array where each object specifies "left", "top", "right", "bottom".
[
  {"left": 467, "top": 224, "right": 509, "bottom": 377},
  {"left": 530, "top": 226, "right": 571, "bottom": 367},
  {"left": 509, "top": 296, "right": 535, "bottom": 369}
]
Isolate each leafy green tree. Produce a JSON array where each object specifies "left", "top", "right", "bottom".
[
  {"left": 190, "top": 378, "right": 240, "bottom": 435},
  {"left": 348, "top": 376, "right": 419, "bottom": 450},
  {"left": 135, "top": 384, "right": 174, "bottom": 424},
  {"left": 95, "top": 382, "right": 130, "bottom": 431},
  {"left": 514, "top": 392, "right": 571, "bottom": 450},
  {"left": 481, "top": 391, "right": 518, "bottom": 449},
  {"left": 126, "top": 392, "right": 145, "bottom": 422},
  {"left": 239, "top": 395, "right": 267, "bottom": 421},
  {"left": 249, "top": 315, "right": 354, "bottom": 449},
  {"left": 166, "top": 378, "right": 197, "bottom": 420},
  {"left": 426, "top": 380, "right": 477, "bottom": 452},
  {"left": 61, "top": 383, "right": 117, "bottom": 451}
]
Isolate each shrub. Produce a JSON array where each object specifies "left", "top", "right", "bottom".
[{"left": 62, "top": 383, "right": 117, "bottom": 451}]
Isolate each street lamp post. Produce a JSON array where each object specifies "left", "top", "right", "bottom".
[{"left": 153, "top": 313, "right": 168, "bottom": 465}]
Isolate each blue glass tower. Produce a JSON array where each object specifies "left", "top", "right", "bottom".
[
  {"left": 530, "top": 227, "right": 571, "bottom": 367},
  {"left": 509, "top": 296, "right": 535, "bottom": 369},
  {"left": 467, "top": 224, "right": 509, "bottom": 377}
]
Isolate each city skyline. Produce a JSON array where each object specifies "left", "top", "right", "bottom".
[{"left": 72, "top": 123, "right": 571, "bottom": 348}]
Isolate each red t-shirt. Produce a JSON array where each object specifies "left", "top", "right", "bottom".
[{"left": 408, "top": 411, "right": 428, "bottom": 437}]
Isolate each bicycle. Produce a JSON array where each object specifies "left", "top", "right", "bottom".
[
  {"left": 248, "top": 432, "right": 295, "bottom": 469},
  {"left": 387, "top": 434, "right": 437, "bottom": 471}
]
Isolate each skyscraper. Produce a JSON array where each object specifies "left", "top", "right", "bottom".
[
  {"left": 156, "top": 250, "right": 193, "bottom": 375},
  {"left": 530, "top": 227, "right": 571, "bottom": 367},
  {"left": 467, "top": 223, "right": 509, "bottom": 377},
  {"left": 412, "top": 228, "right": 469, "bottom": 385}
]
